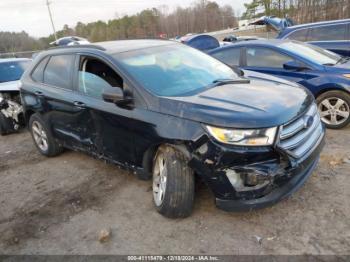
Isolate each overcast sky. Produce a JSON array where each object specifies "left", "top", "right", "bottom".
[{"left": 0, "top": 0, "right": 250, "bottom": 38}]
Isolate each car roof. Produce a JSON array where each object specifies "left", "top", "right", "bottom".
[
  {"left": 0, "top": 58, "right": 31, "bottom": 63},
  {"left": 209, "top": 39, "right": 287, "bottom": 52},
  {"left": 48, "top": 39, "right": 176, "bottom": 55},
  {"left": 284, "top": 18, "right": 350, "bottom": 31}
]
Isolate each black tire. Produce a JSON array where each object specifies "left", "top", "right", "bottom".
[
  {"left": 0, "top": 112, "right": 14, "bottom": 136},
  {"left": 316, "top": 90, "right": 350, "bottom": 129},
  {"left": 152, "top": 145, "right": 195, "bottom": 218},
  {"left": 29, "top": 113, "right": 63, "bottom": 157}
]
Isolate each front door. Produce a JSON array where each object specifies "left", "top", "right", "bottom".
[
  {"left": 242, "top": 46, "right": 307, "bottom": 84},
  {"left": 74, "top": 54, "right": 136, "bottom": 165}
]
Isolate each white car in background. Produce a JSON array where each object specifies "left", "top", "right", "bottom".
[{"left": 0, "top": 58, "right": 31, "bottom": 135}]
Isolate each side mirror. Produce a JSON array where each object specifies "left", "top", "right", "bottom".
[
  {"left": 102, "top": 86, "right": 133, "bottom": 106},
  {"left": 283, "top": 60, "right": 309, "bottom": 71}
]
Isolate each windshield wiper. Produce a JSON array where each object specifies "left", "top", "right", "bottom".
[
  {"left": 336, "top": 56, "right": 350, "bottom": 64},
  {"left": 212, "top": 78, "right": 250, "bottom": 86}
]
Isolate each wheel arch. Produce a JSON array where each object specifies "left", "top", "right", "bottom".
[
  {"left": 315, "top": 86, "right": 350, "bottom": 98},
  {"left": 24, "top": 109, "right": 36, "bottom": 126},
  {"left": 141, "top": 142, "right": 192, "bottom": 179}
]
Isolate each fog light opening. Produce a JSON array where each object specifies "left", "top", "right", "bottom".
[
  {"left": 225, "top": 169, "right": 270, "bottom": 190},
  {"left": 225, "top": 169, "right": 244, "bottom": 189},
  {"left": 244, "top": 172, "right": 261, "bottom": 187}
]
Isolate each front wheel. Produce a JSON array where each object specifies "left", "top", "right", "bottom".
[
  {"left": 317, "top": 90, "right": 350, "bottom": 129},
  {"left": 152, "top": 145, "right": 195, "bottom": 218}
]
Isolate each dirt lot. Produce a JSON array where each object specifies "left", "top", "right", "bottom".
[{"left": 0, "top": 127, "right": 349, "bottom": 255}]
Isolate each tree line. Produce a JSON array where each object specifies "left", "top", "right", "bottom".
[
  {"left": 243, "top": 0, "right": 350, "bottom": 24},
  {"left": 46, "top": 0, "right": 237, "bottom": 43},
  {"left": 0, "top": 0, "right": 237, "bottom": 53},
  {"left": 1, "top": 0, "right": 350, "bottom": 54}
]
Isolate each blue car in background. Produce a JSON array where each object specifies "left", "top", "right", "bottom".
[
  {"left": 208, "top": 40, "right": 350, "bottom": 129},
  {"left": 251, "top": 17, "right": 350, "bottom": 57},
  {"left": 277, "top": 19, "right": 350, "bottom": 57},
  {"left": 180, "top": 34, "right": 220, "bottom": 51}
]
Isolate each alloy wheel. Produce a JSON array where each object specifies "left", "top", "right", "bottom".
[
  {"left": 32, "top": 121, "right": 49, "bottom": 152},
  {"left": 318, "top": 97, "right": 350, "bottom": 126},
  {"left": 153, "top": 153, "right": 167, "bottom": 207}
]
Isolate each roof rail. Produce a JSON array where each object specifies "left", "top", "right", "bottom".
[{"left": 49, "top": 44, "right": 106, "bottom": 51}]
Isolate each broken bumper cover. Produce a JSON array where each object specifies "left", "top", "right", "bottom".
[{"left": 215, "top": 132, "right": 325, "bottom": 212}]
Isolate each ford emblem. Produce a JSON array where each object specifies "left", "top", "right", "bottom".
[{"left": 303, "top": 116, "right": 314, "bottom": 129}]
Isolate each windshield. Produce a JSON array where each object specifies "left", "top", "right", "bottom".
[
  {"left": 278, "top": 41, "right": 341, "bottom": 65},
  {"left": 116, "top": 44, "right": 238, "bottom": 96},
  {"left": 0, "top": 60, "right": 30, "bottom": 83}
]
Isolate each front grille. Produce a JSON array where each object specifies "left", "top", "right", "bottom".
[{"left": 278, "top": 104, "right": 323, "bottom": 160}]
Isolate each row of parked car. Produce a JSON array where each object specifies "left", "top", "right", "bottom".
[
  {"left": 183, "top": 18, "right": 350, "bottom": 129},
  {"left": 0, "top": 18, "right": 348, "bottom": 218}
]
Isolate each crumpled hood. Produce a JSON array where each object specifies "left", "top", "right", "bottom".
[
  {"left": 159, "top": 78, "right": 313, "bottom": 129},
  {"left": 0, "top": 80, "right": 21, "bottom": 92},
  {"left": 249, "top": 16, "right": 294, "bottom": 32}
]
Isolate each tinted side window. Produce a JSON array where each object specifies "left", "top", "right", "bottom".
[
  {"left": 44, "top": 55, "right": 75, "bottom": 89},
  {"left": 78, "top": 56, "right": 123, "bottom": 99},
  {"left": 246, "top": 47, "right": 292, "bottom": 68},
  {"left": 287, "top": 29, "right": 308, "bottom": 41},
  {"left": 308, "top": 24, "right": 347, "bottom": 41},
  {"left": 31, "top": 57, "right": 49, "bottom": 82},
  {"left": 211, "top": 48, "right": 240, "bottom": 66}
]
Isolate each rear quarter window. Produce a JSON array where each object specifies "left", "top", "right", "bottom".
[
  {"left": 43, "top": 55, "right": 75, "bottom": 89},
  {"left": 31, "top": 57, "right": 49, "bottom": 82}
]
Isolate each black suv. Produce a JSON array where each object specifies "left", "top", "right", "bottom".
[{"left": 20, "top": 40, "right": 325, "bottom": 218}]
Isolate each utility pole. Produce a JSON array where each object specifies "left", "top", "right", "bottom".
[{"left": 46, "top": 0, "right": 57, "bottom": 41}]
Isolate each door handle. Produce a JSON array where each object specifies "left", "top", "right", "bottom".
[
  {"left": 34, "top": 91, "right": 44, "bottom": 97},
  {"left": 73, "top": 101, "right": 86, "bottom": 108}
]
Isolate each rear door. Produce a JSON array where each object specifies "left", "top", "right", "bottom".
[
  {"left": 242, "top": 46, "right": 307, "bottom": 83},
  {"left": 29, "top": 53, "right": 93, "bottom": 150}
]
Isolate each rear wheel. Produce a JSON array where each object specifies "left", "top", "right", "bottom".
[
  {"left": 29, "top": 114, "right": 63, "bottom": 156},
  {"left": 152, "top": 145, "right": 195, "bottom": 218},
  {"left": 317, "top": 90, "right": 350, "bottom": 129}
]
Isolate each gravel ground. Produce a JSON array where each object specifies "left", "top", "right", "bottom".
[{"left": 0, "top": 127, "right": 349, "bottom": 255}]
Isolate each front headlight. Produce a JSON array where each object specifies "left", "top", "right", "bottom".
[
  {"left": 343, "top": 74, "right": 350, "bottom": 79},
  {"left": 206, "top": 125, "right": 277, "bottom": 146}
]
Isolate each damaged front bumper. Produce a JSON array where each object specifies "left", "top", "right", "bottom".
[
  {"left": 188, "top": 126, "right": 325, "bottom": 212},
  {"left": 0, "top": 95, "right": 24, "bottom": 133}
]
